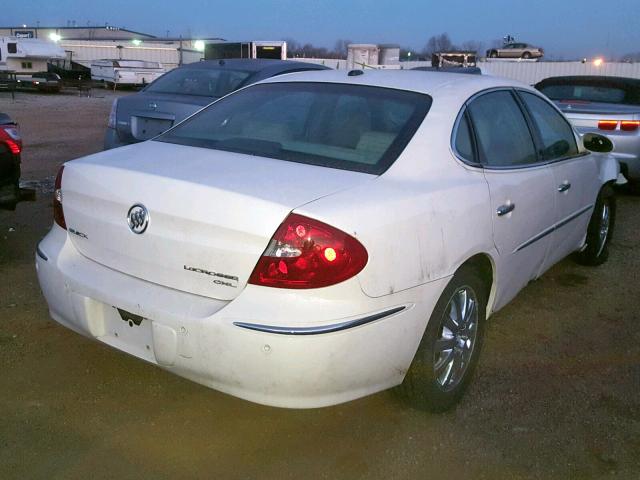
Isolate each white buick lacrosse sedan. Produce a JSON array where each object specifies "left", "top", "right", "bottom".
[{"left": 36, "top": 70, "right": 618, "bottom": 411}]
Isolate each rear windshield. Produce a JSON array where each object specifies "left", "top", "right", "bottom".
[
  {"left": 145, "top": 67, "right": 251, "bottom": 97},
  {"left": 157, "top": 82, "right": 432, "bottom": 174},
  {"left": 539, "top": 82, "right": 640, "bottom": 105}
]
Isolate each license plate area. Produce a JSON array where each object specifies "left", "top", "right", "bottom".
[
  {"left": 118, "top": 308, "right": 144, "bottom": 326},
  {"left": 131, "top": 116, "right": 173, "bottom": 140},
  {"left": 98, "top": 306, "right": 156, "bottom": 363}
]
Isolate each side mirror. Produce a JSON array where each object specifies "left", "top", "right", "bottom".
[{"left": 583, "top": 133, "right": 613, "bottom": 153}]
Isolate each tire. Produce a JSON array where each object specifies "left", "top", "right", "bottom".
[
  {"left": 397, "top": 265, "right": 488, "bottom": 412},
  {"left": 490, "top": 51, "right": 498, "bottom": 58},
  {"left": 522, "top": 52, "right": 532, "bottom": 59},
  {"left": 574, "top": 185, "right": 616, "bottom": 266}
]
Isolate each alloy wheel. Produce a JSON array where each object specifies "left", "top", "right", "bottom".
[
  {"left": 596, "top": 200, "right": 611, "bottom": 257},
  {"left": 433, "top": 286, "right": 479, "bottom": 392}
]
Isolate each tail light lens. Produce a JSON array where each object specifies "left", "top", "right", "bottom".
[
  {"left": 248, "top": 213, "right": 368, "bottom": 289},
  {"left": 598, "top": 120, "right": 618, "bottom": 131},
  {"left": 53, "top": 166, "right": 66, "bottom": 230},
  {"left": 620, "top": 120, "right": 640, "bottom": 132},
  {"left": 0, "top": 125, "right": 22, "bottom": 154},
  {"left": 107, "top": 99, "right": 118, "bottom": 129}
]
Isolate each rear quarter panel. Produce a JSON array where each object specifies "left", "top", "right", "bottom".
[{"left": 296, "top": 110, "right": 496, "bottom": 299}]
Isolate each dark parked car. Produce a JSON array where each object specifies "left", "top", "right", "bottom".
[
  {"left": 104, "top": 59, "right": 330, "bottom": 150},
  {"left": 16, "top": 72, "right": 62, "bottom": 93},
  {"left": 535, "top": 76, "right": 640, "bottom": 188},
  {"left": 0, "top": 113, "right": 22, "bottom": 208}
]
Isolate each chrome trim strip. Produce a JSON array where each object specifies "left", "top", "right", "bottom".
[
  {"left": 233, "top": 306, "right": 407, "bottom": 336},
  {"left": 514, "top": 204, "right": 593, "bottom": 253},
  {"left": 36, "top": 245, "right": 48, "bottom": 261}
]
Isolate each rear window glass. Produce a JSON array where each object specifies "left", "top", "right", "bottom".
[
  {"left": 157, "top": 82, "right": 432, "bottom": 174},
  {"left": 539, "top": 83, "right": 640, "bottom": 105},
  {"left": 145, "top": 67, "right": 251, "bottom": 98}
]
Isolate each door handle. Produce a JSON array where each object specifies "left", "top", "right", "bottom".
[
  {"left": 558, "top": 182, "right": 571, "bottom": 192},
  {"left": 497, "top": 204, "right": 515, "bottom": 216}
]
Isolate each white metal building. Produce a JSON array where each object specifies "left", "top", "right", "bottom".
[{"left": 59, "top": 40, "right": 203, "bottom": 70}]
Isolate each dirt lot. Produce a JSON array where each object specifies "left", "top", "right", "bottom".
[{"left": 0, "top": 91, "right": 639, "bottom": 480}]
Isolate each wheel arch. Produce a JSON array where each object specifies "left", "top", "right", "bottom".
[
  {"left": 456, "top": 253, "right": 497, "bottom": 320},
  {"left": 598, "top": 154, "right": 620, "bottom": 186}
]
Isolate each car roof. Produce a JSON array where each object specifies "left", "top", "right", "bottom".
[
  {"left": 258, "top": 69, "right": 531, "bottom": 99},
  {"left": 177, "top": 58, "right": 329, "bottom": 73}
]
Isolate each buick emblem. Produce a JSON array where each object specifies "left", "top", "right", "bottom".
[{"left": 127, "top": 204, "right": 149, "bottom": 234}]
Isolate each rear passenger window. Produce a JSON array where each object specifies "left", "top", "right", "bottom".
[
  {"left": 519, "top": 92, "right": 578, "bottom": 161},
  {"left": 467, "top": 91, "right": 538, "bottom": 167},
  {"left": 454, "top": 111, "right": 475, "bottom": 162}
]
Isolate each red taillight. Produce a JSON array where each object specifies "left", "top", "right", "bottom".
[
  {"left": 620, "top": 120, "right": 640, "bottom": 132},
  {"left": 598, "top": 120, "right": 618, "bottom": 131},
  {"left": 0, "top": 126, "right": 22, "bottom": 154},
  {"left": 598, "top": 120, "right": 618, "bottom": 130},
  {"left": 248, "top": 213, "right": 368, "bottom": 289},
  {"left": 53, "top": 166, "right": 66, "bottom": 230}
]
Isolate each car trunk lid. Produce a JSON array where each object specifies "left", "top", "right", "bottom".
[
  {"left": 554, "top": 100, "right": 640, "bottom": 129},
  {"left": 116, "top": 93, "right": 215, "bottom": 143},
  {"left": 61, "top": 141, "right": 372, "bottom": 300}
]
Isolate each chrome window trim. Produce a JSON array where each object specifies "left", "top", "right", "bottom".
[
  {"left": 455, "top": 87, "right": 590, "bottom": 172},
  {"left": 480, "top": 151, "right": 591, "bottom": 171}
]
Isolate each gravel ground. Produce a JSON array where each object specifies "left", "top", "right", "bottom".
[{"left": 0, "top": 91, "right": 639, "bottom": 480}]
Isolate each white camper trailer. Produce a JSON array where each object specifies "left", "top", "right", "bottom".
[
  {"left": 90, "top": 59, "right": 165, "bottom": 87},
  {"left": 0, "top": 37, "right": 65, "bottom": 73}
]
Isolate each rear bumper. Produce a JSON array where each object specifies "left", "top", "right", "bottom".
[{"left": 36, "top": 226, "right": 448, "bottom": 408}]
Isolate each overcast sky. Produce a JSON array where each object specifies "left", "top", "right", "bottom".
[{"left": 5, "top": 0, "right": 639, "bottom": 59}]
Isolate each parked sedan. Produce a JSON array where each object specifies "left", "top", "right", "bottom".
[
  {"left": 0, "top": 113, "right": 22, "bottom": 208},
  {"left": 535, "top": 76, "right": 640, "bottom": 189},
  {"left": 486, "top": 43, "right": 544, "bottom": 59},
  {"left": 104, "top": 59, "right": 330, "bottom": 150},
  {"left": 37, "top": 70, "right": 617, "bottom": 411}
]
